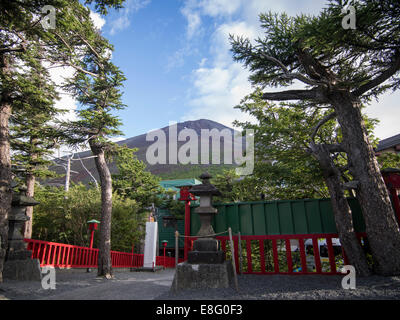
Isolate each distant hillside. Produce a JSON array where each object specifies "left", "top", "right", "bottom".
[{"left": 47, "top": 119, "right": 244, "bottom": 186}]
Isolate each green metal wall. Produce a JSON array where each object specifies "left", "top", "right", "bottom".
[
  {"left": 190, "top": 198, "right": 366, "bottom": 236},
  {"left": 157, "top": 208, "right": 185, "bottom": 249}
]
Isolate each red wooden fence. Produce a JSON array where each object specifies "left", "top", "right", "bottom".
[
  {"left": 24, "top": 239, "right": 180, "bottom": 269},
  {"left": 25, "top": 232, "right": 368, "bottom": 275},
  {"left": 209, "top": 232, "right": 367, "bottom": 275}
]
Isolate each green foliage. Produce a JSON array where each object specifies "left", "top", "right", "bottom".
[
  {"left": 60, "top": 32, "right": 127, "bottom": 150},
  {"left": 230, "top": 1, "right": 400, "bottom": 102},
  {"left": 233, "top": 92, "right": 334, "bottom": 199},
  {"left": 297, "top": 0, "right": 400, "bottom": 101},
  {"left": 10, "top": 47, "right": 64, "bottom": 180},
  {"left": 33, "top": 183, "right": 146, "bottom": 252},
  {"left": 112, "top": 145, "right": 162, "bottom": 209},
  {"left": 211, "top": 169, "right": 264, "bottom": 203},
  {"left": 377, "top": 152, "right": 400, "bottom": 170},
  {"left": 231, "top": 72, "right": 382, "bottom": 201},
  {"left": 157, "top": 164, "right": 234, "bottom": 180},
  {"left": 158, "top": 189, "right": 185, "bottom": 220}
]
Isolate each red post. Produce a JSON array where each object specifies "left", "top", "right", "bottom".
[
  {"left": 184, "top": 199, "right": 191, "bottom": 261},
  {"left": 87, "top": 220, "right": 99, "bottom": 271},
  {"left": 298, "top": 238, "right": 307, "bottom": 273},
  {"left": 179, "top": 186, "right": 197, "bottom": 261},
  {"left": 390, "top": 188, "right": 400, "bottom": 225},
  {"left": 285, "top": 239, "right": 293, "bottom": 273},
  {"left": 272, "top": 239, "right": 279, "bottom": 273},
  {"left": 89, "top": 229, "right": 95, "bottom": 249},
  {"left": 326, "top": 237, "right": 337, "bottom": 274},
  {"left": 259, "top": 240, "right": 265, "bottom": 274},
  {"left": 221, "top": 239, "right": 226, "bottom": 252},
  {"left": 163, "top": 245, "right": 166, "bottom": 268},
  {"left": 246, "top": 240, "right": 252, "bottom": 273},
  {"left": 312, "top": 238, "right": 322, "bottom": 274},
  {"left": 382, "top": 169, "right": 400, "bottom": 226}
]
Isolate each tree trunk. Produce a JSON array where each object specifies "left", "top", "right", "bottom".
[
  {"left": 24, "top": 173, "right": 35, "bottom": 239},
  {"left": 90, "top": 142, "right": 113, "bottom": 278},
  {"left": 65, "top": 155, "right": 71, "bottom": 192},
  {"left": 0, "top": 53, "right": 13, "bottom": 282},
  {"left": 310, "top": 143, "right": 371, "bottom": 276},
  {"left": 329, "top": 90, "right": 400, "bottom": 275}
]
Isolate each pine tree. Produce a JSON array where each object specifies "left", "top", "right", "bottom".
[
  {"left": 230, "top": 1, "right": 400, "bottom": 275},
  {"left": 61, "top": 30, "right": 126, "bottom": 278},
  {"left": 10, "top": 46, "right": 63, "bottom": 239},
  {"left": 0, "top": 0, "right": 126, "bottom": 282},
  {"left": 235, "top": 92, "right": 373, "bottom": 276}
]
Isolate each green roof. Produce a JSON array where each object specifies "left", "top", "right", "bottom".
[{"left": 159, "top": 178, "right": 202, "bottom": 193}]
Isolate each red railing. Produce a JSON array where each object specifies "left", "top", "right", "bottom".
[
  {"left": 156, "top": 255, "right": 184, "bottom": 268},
  {"left": 25, "top": 239, "right": 145, "bottom": 268},
  {"left": 25, "top": 232, "right": 368, "bottom": 274},
  {"left": 205, "top": 233, "right": 367, "bottom": 275}
]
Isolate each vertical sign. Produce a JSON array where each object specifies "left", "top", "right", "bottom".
[{"left": 143, "top": 222, "right": 158, "bottom": 269}]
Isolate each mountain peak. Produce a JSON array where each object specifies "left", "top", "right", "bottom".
[{"left": 49, "top": 119, "right": 239, "bottom": 185}]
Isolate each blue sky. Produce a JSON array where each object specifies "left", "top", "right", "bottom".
[{"left": 73, "top": 0, "right": 399, "bottom": 141}]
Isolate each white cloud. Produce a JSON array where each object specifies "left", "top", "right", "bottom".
[
  {"left": 109, "top": 0, "right": 151, "bottom": 35},
  {"left": 166, "top": 45, "right": 195, "bottom": 72},
  {"left": 181, "top": 62, "right": 255, "bottom": 128},
  {"left": 180, "top": 5, "right": 262, "bottom": 127},
  {"left": 210, "top": 21, "right": 259, "bottom": 68},
  {"left": 90, "top": 10, "right": 106, "bottom": 30},
  {"left": 199, "top": 0, "right": 242, "bottom": 17},
  {"left": 180, "top": 0, "right": 400, "bottom": 140},
  {"left": 180, "top": 3, "right": 202, "bottom": 39},
  {"left": 45, "top": 64, "right": 78, "bottom": 123}
]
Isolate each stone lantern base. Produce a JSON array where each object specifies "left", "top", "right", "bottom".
[
  {"left": 171, "top": 238, "right": 234, "bottom": 292},
  {"left": 3, "top": 259, "right": 42, "bottom": 281},
  {"left": 3, "top": 240, "right": 42, "bottom": 281},
  {"left": 187, "top": 238, "right": 225, "bottom": 264},
  {"left": 171, "top": 261, "right": 234, "bottom": 292}
]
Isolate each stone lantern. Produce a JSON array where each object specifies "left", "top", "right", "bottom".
[
  {"left": 171, "top": 172, "right": 233, "bottom": 291},
  {"left": 3, "top": 185, "right": 42, "bottom": 281},
  {"left": 187, "top": 172, "right": 224, "bottom": 264}
]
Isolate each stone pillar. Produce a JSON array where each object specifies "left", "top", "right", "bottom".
[
  {"left": 171, "top": 172, "right": 233, "bottom": 291},
  {"left": 3, "top": 186, "right": 41, "bottom": 281}
]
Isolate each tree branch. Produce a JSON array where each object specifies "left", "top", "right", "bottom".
[
  {"left": 262, "top": 88, "right": 327, "bottom": 102},
  {"left": 260, "top": 53, "right": 322, "bottom": 86},
  {"left": 295, "top": 45, "right": 335, "bottom": 84},
  {"left": 352, "top": 51, "right": 400, "bottom": 97},
  {"left": 311, "top": 111, "right": 337, "bottom": 142},
  {"left": 323, "top": 143, "right": 345, "bottom": 153}
]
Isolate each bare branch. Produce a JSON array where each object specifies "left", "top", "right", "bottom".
[{"left": 311, "top": 111, "right": 337, "bottom": 142}]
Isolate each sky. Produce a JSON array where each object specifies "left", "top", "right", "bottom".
[{"left": 54, "top": 0, "right": 400, "bottom": 145}]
